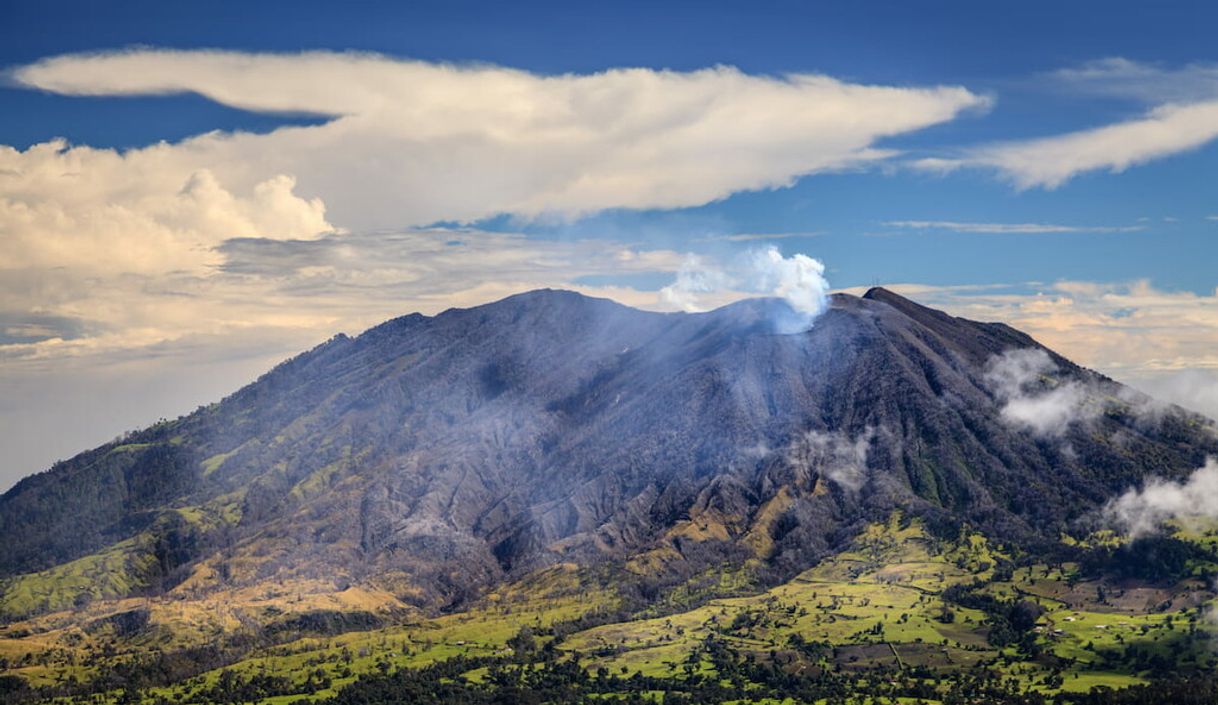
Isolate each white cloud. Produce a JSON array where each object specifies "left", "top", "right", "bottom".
[
  {"left": 0, "top": 141, "right": 333, "bottom": 275},
  {"left": 1105, "top": 459, "right": 1218, "bottom": 538},
  {"left": 934, "top": 100, "right": 1218, "bottom": 189},
  {"left": 659, "top": 255, "right": 733, "bottom": 312},
  {"left": 747, "top": 247, "right": 830, "bottom": 318},
  {"left": 883, "top": 220, "right": 1144, "bottom": 234},
  {"left": 9, "top": 49, "right": 987, "bottom": 228},
  {"left": 983, "top": 348, "right": 1099, "bottom": 437},
  {"left": 916, "top": 58, "right": 1218, "bottom": 189}
]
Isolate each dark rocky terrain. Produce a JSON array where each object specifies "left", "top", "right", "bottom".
[{"left": 2, "top": 287, "right": 1215, "bottom": 614}]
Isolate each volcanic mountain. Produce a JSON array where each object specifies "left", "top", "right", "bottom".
[{"left": 1, "top": 288, "right": 1215, "bottom": 618}]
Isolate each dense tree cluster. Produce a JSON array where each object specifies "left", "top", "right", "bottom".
[
  {"left": 1079, "top": 536, "right": 1216, "bottom": 582},
  {"left": 941, "top": 581, "right": 1044, "bottom": 652}
]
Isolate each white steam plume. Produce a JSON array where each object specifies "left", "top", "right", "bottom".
[
  {"left": 983, "top": 348, "right": 1098, "bottom": 437},
  {"left": 659, "top": 255, "right": 733, "bottom": 312},
  {"left": 659, "top": 246, "right": 830, "bottom": 333},
  {"left": 1105, "top": 459, "right": 1218, "bottom": 538}
]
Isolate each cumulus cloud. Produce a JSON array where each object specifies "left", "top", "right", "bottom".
[
  {"left": 0, "top": 140, "right": 333, "bottom": 275},
  {"left": 983, "top": 348, "right": 1099, "bottom": 437},
  {"left": 1105, "top": 459, "right": 1218, "bottom": 538},
  {"left": 9, "top": 49, "right": 987, "bottom": 228},
  {"left": 659, "top": 246, "right": 830, "bottom": 332},
  {"left": 915, "top": 58, "right": 1218, "bottom": 189}
]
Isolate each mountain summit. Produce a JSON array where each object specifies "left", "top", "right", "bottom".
[{"left": 1, "top": 288, "right": 1214, "bottom": 616}]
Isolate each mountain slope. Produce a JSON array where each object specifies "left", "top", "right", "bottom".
[{"left": 1, "top": 288, "right": 1214, "bottom": 617}]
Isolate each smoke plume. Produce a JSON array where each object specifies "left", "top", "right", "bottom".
[{"left": 660, "top": 246, "right": 830, "bottom": 333}]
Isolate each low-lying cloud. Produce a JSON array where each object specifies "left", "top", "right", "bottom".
[
  {"left": 984, "top": 348, "right": 1099, "bottom": 437},
  {"left": 1105, "top": 458, "right": 1218, "bottom": 538},
  {"left": 1124, "top": 369, "right": 1218, "bottom": 424}
]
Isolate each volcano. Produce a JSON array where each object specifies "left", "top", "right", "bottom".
[{"left": 2, "top": 288, "right": 1214, "bottom": 616}]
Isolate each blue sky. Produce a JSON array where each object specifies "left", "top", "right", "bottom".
[{"left": 2, "top": 0, "right": 1218, "bottom": 488}]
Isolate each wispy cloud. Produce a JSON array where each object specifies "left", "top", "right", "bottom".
[
  {"left": 1125, "top": 369, "right": 1218, "bottom": 425},
  {"left": 697, "top": 231, "right": 823, "bottom": 242},
  {"left": 916, "top": 100, "right": 1218, "bottom": 189},
  {"left": 916, "top": 58, "right": 1218, "bottom": 189},
  {"left": 883, "top": 220, "right": 1144, "bottom": 234},
  {"left": 1050, "top": 57, "right": 1218, "bottom": 104}
]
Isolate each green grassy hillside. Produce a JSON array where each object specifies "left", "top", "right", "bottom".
[{"left": 2, "top": 513, "right": 1214, "bottom": 704}]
